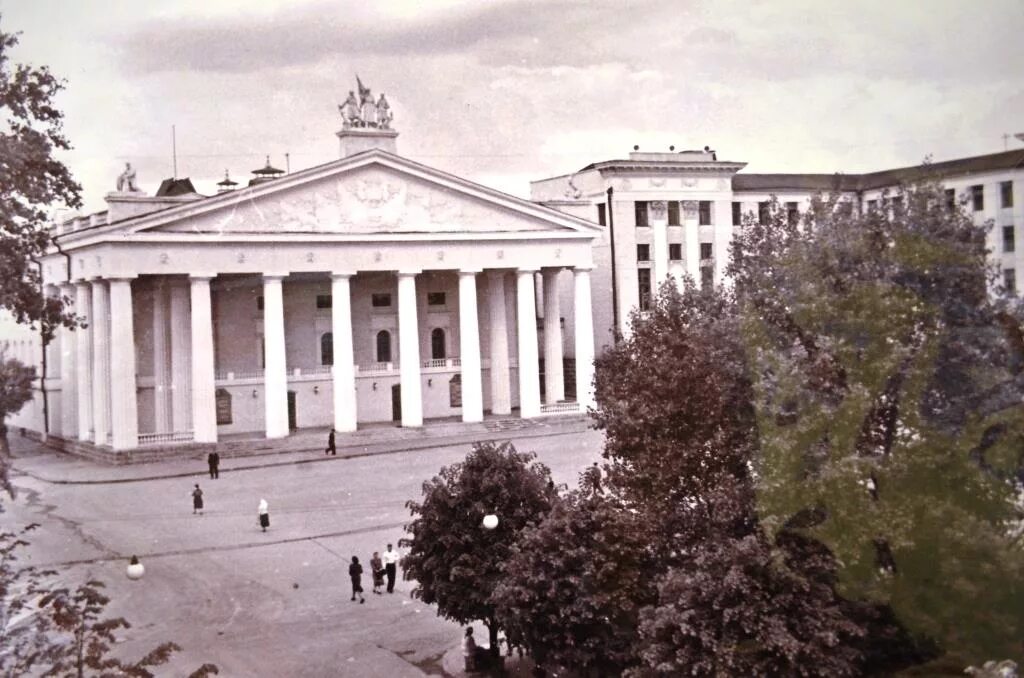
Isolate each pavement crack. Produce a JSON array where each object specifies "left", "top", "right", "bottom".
[{"left": 12, "top": 481, "right": 120, "bottom": 561}]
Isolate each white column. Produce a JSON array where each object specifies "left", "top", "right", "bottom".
[
  {"left": 713, "top": 200, "right": 733, "bottom": 288},
  {"left": 169, "top": 282, "right": 192, "bottom": 432},
  {"left": 152, "top": 281, "right": 171, "bottom": 433},
  {"left": 58, "top": 283, "right": 77, "bottom": 439},
  {"left": 74, "top": 282, "right": 93, "bottom": 441},
  {"left": 487, "top": 271, "right": 512, "bottom": 416},
  {"left": 91, "top": 279, "right": 110, "bottom": 445},
  {"left": 262, "top": 274, "right": 289, "bottom": 438},
  {"left": 189, "top": 276, "right": 217, "bottom": 443},
  {"left": 683, "top": 200, "right": 701, "bottom": 285},
  {"left": 542, "top": 268, "right": 564, "bottom": 404},
  {"left": 459, "top": 270, "right": 483, "bottom": 423},
  {"left": 574, "top": 268, "right": 596, "bottom": 410},
  {"left": 397, "top": 270, "right": 423, "bottom": 427},
  {"left": 331, "top": 273, "right": 357, "bottom": 432},
  {"left": 516, "top": 268, "right": 541, "bottom": 418},
  {"left": 108, "top": 278, "right": 138, "bottom": 451},
  {"left": 650, "top": 200, "right": 669, "bottom": 289}
]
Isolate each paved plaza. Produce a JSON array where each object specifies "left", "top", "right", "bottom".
[{"left": 5, "top": 421, "right": 604, "bottom": 677}]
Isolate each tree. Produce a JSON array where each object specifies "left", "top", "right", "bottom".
[
  {"left": 0, "top": 356, "right": 36, "bottom": 502},
  {"left": 402, "top": 441, "right": 557, "bottom": 659},
  {"left": 730, "top": 183, "right": 1024, "bottom": 666},
  {"left": 0, "top": 524, "right": 59, "bottom": 675},
  {"left": 0, "top": 21, "right": 82, "bottom": 342},
  {"left": 492, "top": 481, "right": 657, "bottom": 676}
]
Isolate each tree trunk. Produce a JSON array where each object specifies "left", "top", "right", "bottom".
[{"left": 487, "top": 618, "right": 501, "bottom": 661}]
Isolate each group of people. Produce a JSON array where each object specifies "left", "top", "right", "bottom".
[
  {"left": 348, "top": 543, "right": 400, "bottom": 603},
  {"left": 190, "top": 483, "right": 270, "bottom": 533}
]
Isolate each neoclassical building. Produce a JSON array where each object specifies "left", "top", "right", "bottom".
[{"left": 8, "top": 101, "right": 599, "bottom": 453}]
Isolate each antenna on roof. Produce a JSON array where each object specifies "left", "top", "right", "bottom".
[
  {"left": 285, "top": 152, "right": 291, "bottom": 174},
  {"left": 172, "top": 125, "right": 177, "bottom": 179}
]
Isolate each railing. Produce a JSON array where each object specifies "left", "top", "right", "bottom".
[
  {"left": 540, "top": 402, "right": 581, "bottom": 414},
  {"left": 421, "top": 358, "right": 447, "bottom": 368},
  {"left": 138, "top": 431, "right": 194, "bottom": 446},
  {"left": 304, "top": 365, "right": 332, "bottom": 375},
  {"left": 357, "top": 362, "right": 395, "bottom": 375},
  {"left": 215, "top": 368, "right": 265, "bottom": 381}
]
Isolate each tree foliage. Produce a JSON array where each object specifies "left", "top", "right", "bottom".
[
  {"left": 0, "top": 356, "right": 36, "bottom": 503},
  {"left": 402, "top": 441, "right": 557, "bottom": 656},
  {"left": 0, "top": 20, "right": 81, "bottom": 342},
  {"left": 0, "top": 523, "right": 58, "bottom": 675}
]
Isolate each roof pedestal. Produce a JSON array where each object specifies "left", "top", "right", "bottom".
[{"left": 336, "top": 127, "right": 399, "bottom": 158}]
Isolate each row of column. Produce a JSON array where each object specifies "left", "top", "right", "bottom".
[{"left": 648, "top": 200, "right": 733, "bottom": 289}]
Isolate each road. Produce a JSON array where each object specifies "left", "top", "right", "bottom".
[{"left": 6, "top": 429, "right": 605, "bottom": 677}]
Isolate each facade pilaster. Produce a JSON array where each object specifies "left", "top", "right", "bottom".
[
  {"left": 58, "top": 283, "right": 77, "bottom": 439},
  {"left": 574, "top": 267, "right": 596, "bottom": 410},
  {"left": 108, "top": 278, "right": 138, "bottom": 450},
  {"left": 541, "top": 268, "right": 564, "bottom": 404},
  {"left": 458, "top": 270, "right": 483, "bottom": 423},
  {"left": 262, "top": 274, "right": 290, "bottom": 439},
  {"left": 650, "top": 200, "right": 670, "bottom": 288},
  {"left": 169, "top": 281, "right": 192, "bottom": 432},
  {"left": 74, "top": 282, "right": 93, "bottom": 441},
  {"left": 151, "top": 281, "right": 172, "bottom": 433},
  {"left": 331, "top": 273, "right": 357, "bottom": 432},
  {"left": 189, "top": 276, "right": 217, "bottom": 443},
  {"left": 713, "top": 200, "right": 733, "bottom": 287},
  {"left": 516, "top": 268, "right": 541, "bottom": 418},
  {"left": 683, "top": 200, "right": 701, "bottom": 285},
  {"left": 487, "top": 271, "right": 512, "bottom": 415},
  {"left": 90, "top": 279, "right": 110, "bottom": 446},
  {"left": 397, "top": 270, "right": 424, "bottom": 427}
]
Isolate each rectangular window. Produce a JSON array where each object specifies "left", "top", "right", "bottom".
[
  {"left": 315, "top": 294, "right": 332, "bottom": 309},
  {"left": 371, "top": 293, "right": 392, "bottom": 308},
  {"left": 1004, "top": 269, "right": 1016, "bottom": 295},
  {"left": 867, "top": 199, "right": 878, "bottom": 211},
  {"left": 701, "top": 265, "right": 714, "bottom": 290},
  {"left": 637, "top": 268, "right": 652, "bottom": 311},
  {"left": 669, "top": 243, "right": 682, "bottom": 261},
  {"left": 1003, "top": 225, "right": 1015, "bottom": 253},
  {"left": 945, "top": 188, "right": 956, "bottom": 211},
  {"left": 668, "top": 201, "right": 681, "bottom": 226},
  {"left": 427, "top": 292, "right": 446, "bottom": 306},
  {"left": 971, "top": 185, "right": 984, "bottom": 211},
  {"left": 732, "top": 201, "right": 741, "bottom": 226},
  {"left": 256, "top": 295, "right": 264, "bottom": 311},
  {"left": 597, "top": 203, "right": 606, "bottom": 226},
  {"left": 1001, "top": 181, "right": 1014, "bottom": 208},
  {"left": 786, "top": 202, "right": 799, "bottom": 226},
  {"left": 700, "top": 243, "right": 713, "bottom": 260},
  {"left": 636, "top": 244, "right": 651, "bottom": 261},
  {"left": 838, "top": 201, "right": 854, "bottom": 217},
  {"left": 758, "top": 201, "right": 769, "bottom": 225},
  {"left": 635, "top": 201, "right": 649, "bottom": 227},
  {"left": 698, "top": 201, "right": 712, "bottom": 226},
  {"left": 891, "top": 196, "right": 903, "bottom": 215}
]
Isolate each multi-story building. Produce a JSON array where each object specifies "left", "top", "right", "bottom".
[{"left": 531, "top": 147, "right": 1024, "bottom": 347}]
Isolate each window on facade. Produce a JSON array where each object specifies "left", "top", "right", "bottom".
[
  {"left": 731, "top": 201, "right": 741, "bottom": 226},
  {"left": 635, "top": 201, "right": 649, "bottom": 227},
  {"left": 375, "top": 330, "right": 392, "bottom": 363},
  {"left": 971, "top": 185, "right": 984, "bottom": 211},
  {"left": 256, "top": 295, "right": 264, "bottom": 311},
  {"left": 316, "top": 294, "right": 332, "bottom": 309},
  {"left": 700, "top": 243, "right": 713, "bottom": 261},
  {"left": 636, "top": 244, "right": 651, "bottom": 261},
  {"left": 758, "top": 201, "right": 769, "bottom": 225},
  {"left": 1002, "top": 181, "right": 1014, "bottom": 208},
  {"left": 371, "top": 293, "right": 392, "bottom": 308},
  {"left": 698, "top": 201, "right": 712, "bottom": 226},
  {"left": 320, "top": 332, "right": 333, "bottom": 366},
  {"left": 945, "top": 188, "right": 956, "bottom": 211},
  {"left": 427, "top": 292, "right": 446, "bottom": 306},
  {"left": 838, "top": 201, "right": 854, "bottom": 217},
  {"left": 1004, "top": 269, "right": 1017, "bottom": 295},
  {"left": 701, "top": 266, "right": 714, "bottom": 290},
  {"left": 891, "top": 196, "right": 903, "bottom": 215},
  {"left": 597, "top": 203, "right": 606, "bottom": 226},
  {"left": 667, "top": 200, "right": 681, "bottom": 226},
  {"left": 669, "top": 243, "right": 682, "bottom": 261},
  {"left": 260, "top": 337, "right": 265, "bottom": 368},
  {"left": 867, "top": 199, "right": 878, "bottom": 211},
  {"left": 786, "top": 202, "right": 799, "bottom": 226},
  {"left": 637, "top": 268, "right": 652, "bottom": 311},
  {"left": 1003, "top": 225, "right": 1015, "bottom": 253},
  {"left": 431, "top": 328, "right": 446, "bottom": 360}
]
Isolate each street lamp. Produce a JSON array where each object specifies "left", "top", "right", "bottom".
[
  {"left": 126, "top": 555, "right": 145, "bottom": 580},
  {"left": 482, "top": 513, "right": 499, "bottom": 530}
]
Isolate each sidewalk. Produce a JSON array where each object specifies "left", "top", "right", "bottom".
[{"left": 7, "top": 414, "right": 594, "bottom": 485}]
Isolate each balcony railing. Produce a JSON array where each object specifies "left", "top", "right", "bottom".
[
  {"left": 138, "top": 431, "right": 194, "bottom": 446},
  {"left": 540, "top": 402, "right": 581, "bottom": 414}
]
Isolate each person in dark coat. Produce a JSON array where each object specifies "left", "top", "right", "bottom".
[
  {"left": 192, "top": 484, "right": 204, "bottom": 515},
  {"left": 208, "top": 452, "right": 220, "bottom": 479},
  {"left": 349, "top": 556, "right": 365, "bottom": 603},
  {"left": 325, "top": 428, "right": 336, "bottom": 456}
]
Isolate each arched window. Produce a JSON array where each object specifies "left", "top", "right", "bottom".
[
  {"left": 431, "top": 328, "right": 446, "bottom": 360},
  {"left": 376, "top": 330, "right": 392, "bottom": 363},
  {"left": 320, "top": 332, "right": 333, "bottom": 366}
]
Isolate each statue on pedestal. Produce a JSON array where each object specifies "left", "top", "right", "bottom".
[
  {"left": 376, "top": 94, "right": 393, "bottom": 130},
  {"left": 116, "top": 162, "right": 140, "bottom": 193},
  {"left": 339, "top": 91, "right": 360, "bottom": 128},
  {"left": 338, "top": 77, "right": 395, "bottom": 130}
]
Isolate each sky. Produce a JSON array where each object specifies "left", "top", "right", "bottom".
[{"left": 3, "top": 0, "right": 1023, "bottom": 214}]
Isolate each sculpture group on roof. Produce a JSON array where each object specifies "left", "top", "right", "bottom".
[{"left": 339, "top": 76, "right": 393, "bottom": 130}]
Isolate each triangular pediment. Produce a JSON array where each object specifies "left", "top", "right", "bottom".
[{"left": 125, "top": 152, "right": 595, "bottom": 237}]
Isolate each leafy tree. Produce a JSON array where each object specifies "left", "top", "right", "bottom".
[
  {"left": 0, "top": 523, "right": 59, "bottom": 675},
  {"left": 0, "top": 356, "right": 36, "bottom": 502},
  {"left": 402, "top": 441, "right": 557, "bottom": 659},
  {"left": 730, "top": 184, "right": 1024, "bottom": 666},
  {"left": 492, "top": 479, "right": 656, "bottom": 676},
  {"left": 0, "top": 21, "right": 82, "bottom": 342}
]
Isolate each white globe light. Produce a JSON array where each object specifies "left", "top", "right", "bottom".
[
  {"left": 482, "top": 514, "right": 499, "bottom": 530},
  {"left": 126, "top": 561, "right": 145, "bottom": 580}
]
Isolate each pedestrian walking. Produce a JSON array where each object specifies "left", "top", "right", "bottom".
[
  {"left": 349, "top": 556, "right": 365, "bottom": 603},
  {"left": 382, "top": 543, "right": 398, "bottom": 593},
  {"left": 258, "top": 498, "right": 270, "bottom": 532},
  {"left": 192, "top": 484, "right": 204, "bottom": 515},
  {"left": 325, "top": 427, "right": 336, "bottom": 456},
  {"left": 370, "top": 551, "right": 384, "bottom": 595},
  {"left": 208, "top": 452, "right": 220, "bottom": 479}
]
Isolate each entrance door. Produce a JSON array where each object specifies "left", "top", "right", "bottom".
[
  {"left": 287, "top": 391, "right": 297, "bottom": 431},
  {"left": 391, "top": 384, "right": 402, "bottom": 423}
]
